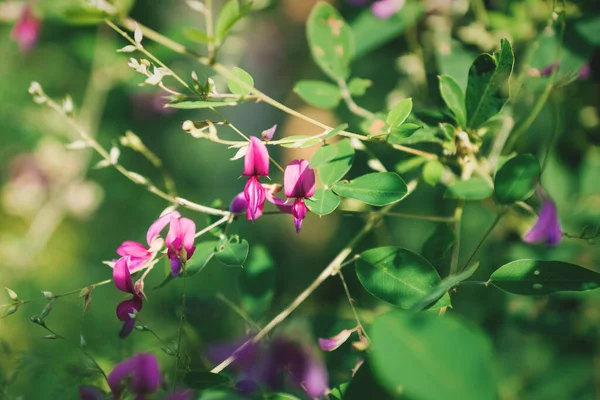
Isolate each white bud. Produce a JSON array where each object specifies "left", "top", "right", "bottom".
[
  {"left": 93, "top": 159, "right": 112, "bottom": 169},
  {"left": 42, "top": 291, "right": 54, "bottom": 299},
  {"left": 127, "top": 171, "right": 148, "bottom": 185},
  {"left": 118, "top": 45, "right": 137, "bottom": 53},
  {"left": 134, "top": 24, "right": 143, "bottom": 46},
  {"left": 28, "top": 81, "right": 43, "bottom": 95},
  {"left": 367, "top": 158, "right": 386, "bottom": 173},
  {"left": 62, "top": 95, "right": 74, "bottom": 114},
  {"left": 350, "top": 137, "right": 367, "bottom": 151},
  {"left": 109, "top": 146, "right": 120, "bottom": 165},
  {"left": 5, "top": 287, "right": 18, "bottom": 301},
  {"left": 186, "top": 0, "right": 206, "bottom": 12},
  {"left": 66, "top": 141, "right": 89, "bottom": 150}
]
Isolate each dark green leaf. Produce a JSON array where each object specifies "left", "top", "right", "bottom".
[
  {"left": 493, "top": 154, "right": 540, "bottom": 205},
  {"left": 227, "top": 67, "right": 254, "bottom": 96},
  {"left": 422, "top": 224, "right": 455, "bottom": 274},
  {"left": 422, "top": 160, "right": 444, "bottom": 186},
  {"left": 183, "top": 371, "right": 230, "bottom": 390},
  {"left": 305, "top": 188, "right": 340, "bottom": 216},
  {"left": 311, "top": 139, "right": 355, "bottom": 186},
  {"left": 386, "top": 98, "right": 412, "bottom": 128},
  {"left": 490, "top": 260, "right": 600, "bottom": 295},
  {"left": 355, "top": 247, "right": 450, "bottom": 309},
  {"left": 306, "top": 2, "right": 355, "bottom": 80},
  {"left": 239, "top": 245, "right": 275, "bottom": 318},
  {"left": 388, "top": 123, "right": 421, "bottom": 140},
  {"left": 388, "top": 126, "right": 442, "bottom": 145},
  {"left": 294, "top": 81, "right": 341, "bottom": 109},
  {"left": 370, "top": 312, "right": 497, "bottom": 400},
  {"left": 332, "top": 172, "right": 408, "bottom": 206},
  {"left": 444, "top": 178, "right": 493, "bottom": 200},
  {"left": 466, "top": 38, "right": 514, "bottom": 129},
  {"left": 215, "top": 237, "right": 249, "bottom": 267},
  {"left": 439, "top": 75, "right": 467, "bottom": 127}
]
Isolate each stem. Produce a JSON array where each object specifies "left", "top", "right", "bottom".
[
  {"left": 195, "top": 215, "right": 230, "bottom": 238},
  {"left": 337, "top": 268, "right": 370, "bottom": 342},
  {"left": 337, "top": 79, "right": 375, "bottom": 119},
  {"left": 449, "top": 200, "right": 464, "bottom": 276},
  {"left": 1, "top": 279, "right": 113, "bottom": 308},
  {"left": 204, "top": 0, "right": 215, "bottom": 61},
  {"left": 460, "top": 213, "right": 503, "bottom": 273},
  {"left": 174, "top": 262, "right": 188, "bottom": 384},
  {"left": 210, "top": 206, "right": 392, "bottom": 374}
]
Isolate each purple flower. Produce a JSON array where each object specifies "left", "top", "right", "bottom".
[
  {"left": 284, "top": 160, "right": 315, "bottom": 233},
  {"left": 11, "top": 5, "right": 41, "bottom": 53},
  {"left": 78, "top": 386, "right": 105, "bottom": 400},
  {"left": 261, "top": 124, "right": 277, "bottom": 141},
  {"left": 318, "top": 329, "right": 354, "bottom": 352},
  {"left": 242, "top": 137, "right": 270, "bottom": 221},
  {"left": 107, "top": 353, "right": 161, "bottom": 400},
  {"left": 113, "top": 257, "right": 143, "bottom": 338},
  {"left": 230, "top": 192, "right": 249, "bottom": 214},
  {"left": 524, "top": 199, "right": 562, "bottom": 247}
]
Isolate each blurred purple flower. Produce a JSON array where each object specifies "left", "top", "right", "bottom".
[
  {"left": 578, "top": 62, "right": 591, "bottom": 79},
  {"left": 538, "top": 61, "right": 592, "bottom": 80},
  {"left": 78, "top": 386, "right": 105, "bottom": 400},
  {"left": 284, "top": 160, "right": 315, "bottom": 233},
  {"left": 524, "top": 199, "right": 562, "bottom": 247},
  {"left": 243, "top": 137, "right": 270, "bottom": 221},
  {"left": 131, "top": 92, "right": 176, "bottom": 120},
  {"left": 11, "top": 5, "right": 41, "bottom": 52},
  {"left": 208, "top": 335, "right": 328, "bottom": 398},
  {"left": 107, "top": 353, "right": 162, "bottom": 399}
]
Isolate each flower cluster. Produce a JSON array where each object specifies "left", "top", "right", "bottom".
[{"left": 231, "top": 129, "right": 316, "bottom": 233}]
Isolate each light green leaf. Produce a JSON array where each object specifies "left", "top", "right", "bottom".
[
  {"left": 214, "top": 0, "right": 250, "bottom": 44},
  {"left": 388, "top": 123, "right": 421, "bottom": 140},
  {"left": 356, "top": 247, "right": 450, "bottom": 310},
  {"left": 215, "top": 237, "right": 249, "bottom": 267},
  {"left": 239, "top": 245, "right": 275, "bottom": 318},
  {"left": 422, "top": 160, "right": 444, "bottom": 186},
  {"left": 294, "top": 81, "right": 341, "bottom": 109},
  {"left": 493, "top": 154, "right": 540, "bottom": 205},
  {"left": 332, "top": 172, "right": 408, "bottom": 206},
  {"left": 324, "top": 123, "right": 349, "bottom": 140},
  {"left": 347, "top": 77, "right": 372, "bottom": 96},
  {"left": 370, "top": 312, "right": 497, "bottom": 400},
  {"left": 466, "top": 38, "right": 514, "bottom": 129},
  {"left": 444, "top": 178, "right": 493, "bottom": 200},
  {"left": 490, "top": 260, "right": 600, "bottom": 295},
  {"left": 311, "top": 139, "right": 355, "bottom": 186},
  {"left": 227, "top": 67, "right": 254, "bottom": 96},
  {"left": 305, "top": 188, "right": 340, "bottom": 216},
  {"left": 439, "top": 75, "right": 467, "bottom": 127},
  {"left": 307, "top": 2, "right": 355, "bottom": 80},
  {"left": 386, "top": 98, "right": 413, "bottom": 128}
]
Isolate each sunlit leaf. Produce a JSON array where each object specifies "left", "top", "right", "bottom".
[
  {"left": 294, "top": 81, "right": 341, "bottom": 109},
  {"left": 332, "top": 173, "right": 408, "bottom": 206}
]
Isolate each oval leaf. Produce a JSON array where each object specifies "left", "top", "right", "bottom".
[
  {"left": 306, "top": 2, "right": 355, "bottom": 80},
  {"left": 305, "top": 188, "right": 340, "bottom": 216},
  {"left": 490, "top": 260, "right": 600, "bottom": 295},
  {"left": 422, "top": 160, "right": 444, "bottom": 186},
  {"left": 444, "top": 178, "right": 493, "bottom": 200},
  {"left": 332, "top": 172, "right": 408, "bottom": 206},
  {"left": 439, "top": 75, "right": 467, "bottom": 127},
  {"left": 369, "top": 311, "right": 498, "bottom": 400},
  {"left": 294, "top": 80, "right": 341, "bottom": 109},
  {"left": 227, "top": 67, "right": 254, "bottom": 96},
  {"left": 311, "top": 139, "right": 355, "bottom": 186},
  {"left": 215, "top": 237, "right": 249, "bottom": 267},
  {"left": 355, "top": 247, "right": 450, "bottom": 309},
  {"left": 493, "top": 154, "right": 540, "bottom": 205},
  {"left": 386, "top": 98, "right": 413, "bottom": 128}
]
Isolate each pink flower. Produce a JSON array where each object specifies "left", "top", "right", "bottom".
[
  {"left": 242, "top": 137, "right": 270, "bottom": 221},
  {"left": 113, "top": 257, "right": 143, "bottom": 338},
  {"left": 371, "top": 0, "right": 405, "bottom": 19},
  {"left": 261, "top": 124, "right": 277, "bottom": 141},
  {"left": 107, "top": 353, "right": 161, "bottom": 399},
  {"left": 284, "top": 160, "right": 315, "bottom": 233},
  {"left": 10, "top": 5, "right": 41, "bottom": 53},
  {"left": 116, "top": 211, "right": 196, "bottom": 276},
  {"left": 318, "top": 329, "right": 354, "bottom": 352}
]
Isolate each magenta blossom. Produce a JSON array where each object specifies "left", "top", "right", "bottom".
[
  {"left": 117, "top": 211, "right": 196, "bottom": 276},
  {"left": 346, "top": 0, "right": 404, "bottom": 19},
  {"left": 107, "top": 353, "right": 161, "bottom": 400},
  {"left": 243, "top": 137, "right": 270, "bottom": 221},
  {"left": 11, "top": 5, "right": 41, "bottom": 53},
  {"left": 524, "top": 199, "right": 562, "bottom": 247},
  {"left": 284, "top": 160, "right": 315, "bottom": 233},
  {"left": 113, "top": 257, "right": 143, "bottom": 338},
  {"left": 230, "top": 185, "right": 293, "bottom": 216}
]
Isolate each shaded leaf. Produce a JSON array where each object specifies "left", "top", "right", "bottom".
[
  {"left": 493, "top": 154, "right": 540, "bottom": 205},
  {"left": 215, "top": 237, "right": 249, "bottom": 267}
]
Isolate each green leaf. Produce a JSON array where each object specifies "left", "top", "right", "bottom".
[
  {"left": 183, "top": 28, "right": 214, "bottom": 43},
  {"left": 214, "top": 0, "right": 250, "bottom": 44},
  {"left": 395, "top": 157, "right": 428, "bottom": 174},
  {"left": 227, "top": 67, "right": 254, "bottom": 96},
  {"left": 215, "top": 237, "right": 249, "bottom": 267},
  {"left": 355, "top": 247, "right": 450, "bottom": 309},
  {"left": 490, "top": 260, "right": 600, "bottom": 295},
  {"left": 154, "top": 241, "right": 218, "bottom": 289},
  {"left": 240, "top": 245, "right": 275, "bottom": 318},
  {"left": 332, "top": 172, "right": 408, "bottom": 206},
  {"left": 347, "top": 77, "right": 372, "bottom": 97},
  {"left": 311, "top": 139, "right": 355, "bottom": 186},
  {"left": 493, "top": 154, "right": 540, "bottom": 205},
  {"left": 388, "top": 126, "right": 441, "bottom": 145},
  {"left": 411, "top": 261, "right": 480, "bottom": 311},
  {"left": 466, "top": 38, "right": 514, "bottom": 129},
  {"left": 439, "top": 75, "right": 467, "bottom": 127},
  {"left": 277, "top": 135, "right": 322, "bottom": 149},
  {"left": 421, "top": 224, "right": 455, "bottom": 274},
  {"left": 166, "top": 100, "right": 237, "bottom": 109},
  {"left": 370, "top": 312, "right": 497, "bottom": 400},
  {"left": 305, "top": 188, "right": 340, "bottom": 216},
  {"left": 388, "top": 123, "right": 421, "bottom": 140},
  {"left": 351, "top": 2, "right": 423, "bottom": 57},
  {"left": 294, "top": 81, "right": 341, "bottom": 109},
  {"left": 183, "top": 371, "right": 230, "bottom": 390},
  {"left": 444, "top": 178, "right": 493, "bottom": 200},
  {"left": 306, "top": 2, "right": 355, "bottom": 80},
  {"left": 422, "top": 160, "right": 444, "bottom": 186},
  {"left": 324, "top": 123, "right": 348, "bottom": 140},
  {"left": 386, "top": 98, "right": 413, "bottom": 128}
]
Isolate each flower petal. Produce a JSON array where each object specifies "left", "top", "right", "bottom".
[
  {"left": 11, "top": 6, "right": 41, "bottom": 53},
  {"left": 113, "top": 257, "right": 134, "bottom": 293},
  {"left": 524, "top": 200, "right": 562, "bottom": 247},
  {"left": 117, "top": 241, "right": 151, "bottom": 258},
  {"left": 318, "top": 329, "right": 353, "bottom": 352},
  {"left": 146, "top": 211, "right": 181, "bottom": 246},
  {"left": 230, "top": 192, "right": 248, "bottom": 214},
  {"left": 107, "top": 356, "right": 136, "bottom": 397},
  {"left": 244, "top": 176, "right": 266, "bottom": 221},
  {"left": 165, "top": 215, "right": 182, "bottom": 250},
  {"left": 178, "top": 217, "right": 196, "bottom": 253},
  {"left": 119, "top": 319, "right": 136, "bottom": 339},
  {"left": 130, "top": 353, "right": 162, "bottom": 394},
  {"left": 284, "top": 160, "right": 315, "bottom": 199},
  {"left": 243, "top": 137, "right": 270, "bottom": 177},
  {"left": 371, "top": 0, "right": 405, "bottom": 19},
  {"left": 261, "top": 124, "right": 277, "bottom": 141},
  {"left": 116, "top": 296, "right": 143, "bottom": 321},
  {"left": 291, "top": 198, "right": 307, "bottom": 234}
]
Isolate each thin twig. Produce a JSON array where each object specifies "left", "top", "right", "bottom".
[{"left": 337, "top": 268, "right": 370, "bottom": 342}]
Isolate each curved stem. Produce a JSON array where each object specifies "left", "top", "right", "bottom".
[{"left": 338, "top": 268, "right": 370, "bottom": 342}]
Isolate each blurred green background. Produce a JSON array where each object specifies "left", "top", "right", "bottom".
[{"left": 1, "top": 0, "right": 600, "bottom": 398}]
